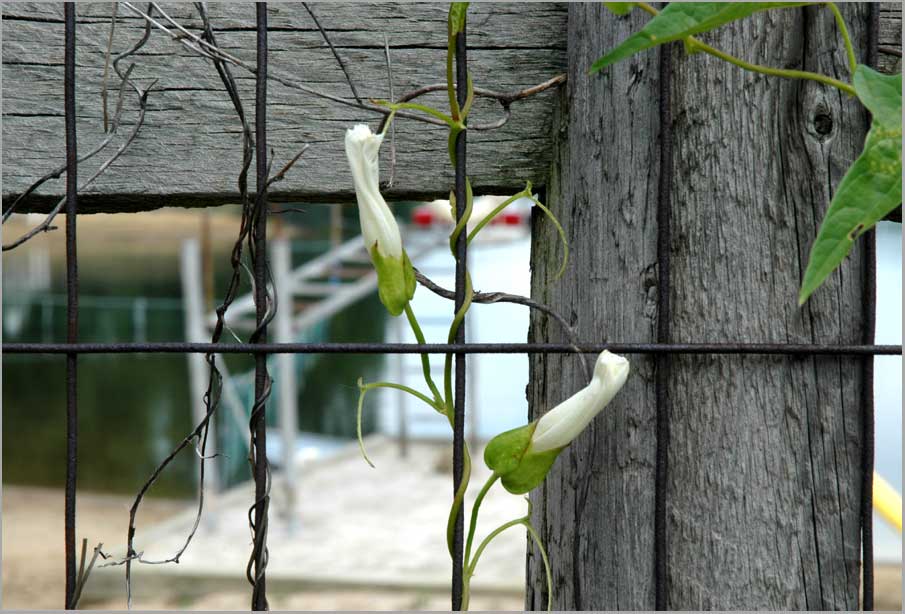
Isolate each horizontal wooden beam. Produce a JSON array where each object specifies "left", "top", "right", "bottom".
[
  {"left": 3, "top": 3, "right": 899, "bottom": 215},
  {"left": 2, "top": 2, "right": 566, "bottom": 213}
]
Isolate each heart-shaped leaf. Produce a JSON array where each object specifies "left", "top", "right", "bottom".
[{"left": 798, "top": 66, "right": 902, "bottom": 304}]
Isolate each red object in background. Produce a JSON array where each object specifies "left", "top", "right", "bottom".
[
  {"left": 412, "top": 207, "right": 434, "bottom": 227},
  {"left": 410, "top": 203, "right": 527, "bottom": 227}
]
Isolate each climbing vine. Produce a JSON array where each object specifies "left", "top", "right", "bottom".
[
  {"left": 347, "top": 4, "right": 633, "bottom": 610},
  {"left": 597, "top": 2, "right": 902, "bottom": 305}
]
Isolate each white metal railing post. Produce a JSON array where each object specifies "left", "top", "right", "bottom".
[
  {"left": 272, "top": 238, "right": 299, "bottom": 523},
  {"left": 180, "top": 238, "right": 219, "bottom": 491}
]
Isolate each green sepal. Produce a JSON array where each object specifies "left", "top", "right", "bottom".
[
  {"left": 500, "top": 447, "right": 563, "bottom": 495},
  {"left": 370, "top": 244, "right": 416, "bottom": 316},
  {"left": 484, "top": 422, "right": 536, "bottom": 475},
  {"left": 484, "top": 421, "right": 565, "bottom": 495},
  {"left": 603, "top": 2, "right": 635, "bottom": 16}
]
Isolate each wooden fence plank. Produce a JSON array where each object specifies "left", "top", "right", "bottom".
[{"left": 2, "top": 2, "right": 566, "bottom": 213}]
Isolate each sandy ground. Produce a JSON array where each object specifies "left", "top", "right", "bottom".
[
  {"left": 3, "top": 484, "right": 900, "bottom": 611},
  {"left": 2, "top": 485, "right": 185, "bottom": 610},
  {"left": 2, "top": 485, "right": 522, "bottom": 611}
]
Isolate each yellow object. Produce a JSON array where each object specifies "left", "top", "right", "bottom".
[{"left": 873, "top": 471, "right": 902, "bottom": 533}]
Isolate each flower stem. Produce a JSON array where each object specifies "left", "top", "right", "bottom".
[
  {"left": 826, "top": 2, "right": 857, "bottom": 76},
  {"left": 379, "top": 109, "right": 397, "bottom": 136},
  {"left": 524, "top": 518, "right": 553, "bottom": 612},
  {"left": 404, "top": 303, "right": 445, "bottom": 409},
  {"left": 463, "top": 515, "right": 526, "bottom": 610},
  {"left": 635, "top": 1, "right": 857, "bottom": 96}
]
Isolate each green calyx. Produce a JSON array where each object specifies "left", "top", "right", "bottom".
[
  {"left": 483, "top": 421, "right": 564, "bottom": 495},
  {"left": 370, "top": 244, "right": 416, "bottom": 316}
]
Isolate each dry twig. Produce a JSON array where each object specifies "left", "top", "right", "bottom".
[
  {"left": 3, "top": 66, "right": 152, "bottom": 251},
  {"left": 120, "top": 2, "right": 564, "bottom": 132}
]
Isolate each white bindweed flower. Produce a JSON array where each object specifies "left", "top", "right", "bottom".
[
  {"left": 483, "top": 350, "right": 630, "bottom": 494},
  {"left": 345, "top": 124, "right": 415, "bottom": 316},
  {"left": 529, "top": 350, "right": 630, "bottom": 453}
]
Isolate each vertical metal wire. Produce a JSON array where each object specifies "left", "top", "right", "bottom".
[
  {"left": 654, "top": 40, "right": 673, "bottom": 612},
  {"left": 860, "top": 5, "right": 879, "bottom": 610},
  {"left": 63, "top": 4, "right": 79, "bottom": 609},
  {"left": 451, "top": 22, "right": 468, "bottom": 613},
  {"left": 251, "top": 4, "right": 270, "bottom": 610}
]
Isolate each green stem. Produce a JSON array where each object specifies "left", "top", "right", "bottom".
[
  {"left": 826, "top": 2, "right": 857, "bottom": 76},
  {"left": 446, "top": 443, "right": 473, "bottom": 556},
  {"left": 372, "top": 99, "right": 458, "bottom": 127},
  {"left": 404, "top": 303, "right": 445, "bottom": 409},
  {"left": 356, "top": 380, "right": 442, "bottom": 467},
  {"left": 449, "top": 178, "right": 474, "bottom": 255},
  {"left": 526, "top": 195, "right": 570, "bottom": 280},
  {"left": 524, "top": 519, "right": 554, "bottom": 612},
  {"left": 360, "top": 381, "right": 441, "bottom": 411},
  {"left": 692, "top": 37, "right": 856, "bottom": 96},
  {"left": 447, "top": 36, "right": 461, "bottom": 121},
  {"left": 464, "top": 516, "right": 526, "bottom": 589},
  {"left": 635, "top": 1, "right": 857, "bottom": 96},
  {"left": 443, "top": 271, "right": 474, "bottom": 413},
  {"left": 379, "top": 109, "right": 397, "bottom": 136},
  {"left": 466, "top": 189, "right": 529, "bottom": 245},
  {"left": 464, "top": 473, "right": 500, "bottom": 568}
]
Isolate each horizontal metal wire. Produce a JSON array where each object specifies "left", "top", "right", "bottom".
[{"left": 3, "top": 342, "right": 900, "bottom": 355}]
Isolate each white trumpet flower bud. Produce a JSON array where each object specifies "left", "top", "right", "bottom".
[
  {"left": 529, "top": 350, "right": 630, "bottom": 453},
  {"left": 345, "top": 124, "right": 402, "bottom": 260},
  {"left": 483, "top": 351, "right": 630, "bottom": 494},
  {"left": 345, "top": 124, "right": 415, "bottom": 316}
]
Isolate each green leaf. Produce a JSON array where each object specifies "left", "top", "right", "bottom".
[
  {"left": 854, "top": 65, "right": 902, "bottom": 129},
  {"left": 604, "top": 2, "right": 635, "bottom": 16},
  {"left": 798, "top": 66, "right": 902, "bottom": 304},
  {"left": 448, "top": 3, "right": 469, "bottom": 37},
  {"left": 591, "top": 2, "right": 811, "bottom": 73}
]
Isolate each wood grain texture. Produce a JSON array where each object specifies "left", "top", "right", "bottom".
[
  {"left": 2, "top": 4, "right": 898, "bottom": 215},
  {"left": 2, "top": 2, "right": 566, "bottom": 213},
  {"left": 526, "top": 4, "right": 661, "bottom": 609},
  {"left": 528, "top": 3, "right": 876, "bottom": 610},
  {"left": 878, "top": 3, "right": 902, "bottom": 74}
]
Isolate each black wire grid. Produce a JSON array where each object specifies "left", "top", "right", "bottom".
[{"left": 5, "top": 4, "right": 898, "bottom": 611}]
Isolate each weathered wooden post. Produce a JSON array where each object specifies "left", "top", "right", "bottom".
[{"left": 527, "top": 4, "right": 892, "bottom": 610}]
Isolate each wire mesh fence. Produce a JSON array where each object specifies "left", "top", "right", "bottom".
[{"left": 1, "top": 3, "right": 899, "bottom": 611}]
